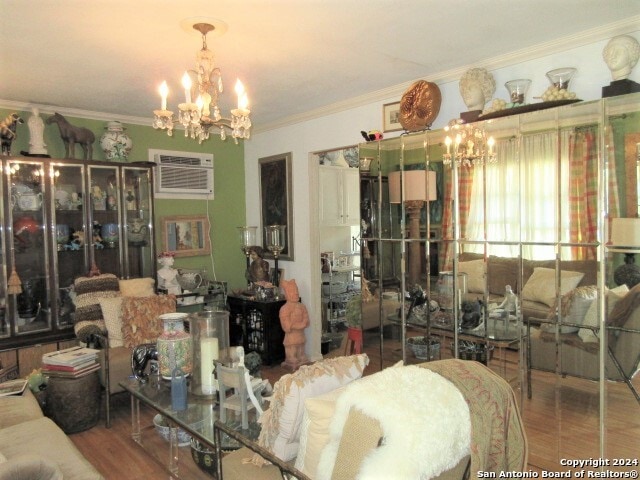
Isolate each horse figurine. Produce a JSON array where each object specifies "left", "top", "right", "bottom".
[
  {"left": 46, "top": 112, "right": 95, "bottom": 160},
  {"left": 0, "top": 113, "right": 24, "bottom": 155}
]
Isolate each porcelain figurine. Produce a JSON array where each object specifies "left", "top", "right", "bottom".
[
  {"left": 157, "top": 252, "right": 181, "bottom": 295},
  {"left": 27, "top": 108, "right": 47, "bottom": 155},
  {"left": 459, "top": 68, "right": 496, "bottom": 112},
  {"left": 603, "top": 35, "right": 640, "bottom": 81}
]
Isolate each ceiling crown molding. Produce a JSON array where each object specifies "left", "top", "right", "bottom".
[{"left": 254, "top": 16, "right": 640, "bottom": 134}]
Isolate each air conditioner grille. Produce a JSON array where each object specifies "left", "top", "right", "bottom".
[
  {"left": 158, "top": 166, "right": 210, "bottom": 190},
  {"left": 158, "top": 155, "right": 207, "bottom": 167}
]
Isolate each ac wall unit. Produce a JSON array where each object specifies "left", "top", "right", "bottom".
[{"left": 149, "top": 149, "right": 214, "bottom": 198}]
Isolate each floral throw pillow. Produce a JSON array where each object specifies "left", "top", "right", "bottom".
[{"left": 121, "top": 295, "right": 176, "bottom": 348}]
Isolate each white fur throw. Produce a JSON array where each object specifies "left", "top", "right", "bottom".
[{"left": 316, "top": 365, "right": 471, "bottom": 480}]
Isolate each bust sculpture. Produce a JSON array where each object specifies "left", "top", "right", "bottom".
[
  {"left": 602, "top": 34, "right": 640, "bottom": 97},
  {"left": 459, "top": 68, "right": 496, "bottom": 112}
]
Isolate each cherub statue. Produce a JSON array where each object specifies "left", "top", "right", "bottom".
[
  {"left": 279, "top": 279, "right": 309, "bottom": 370},
  {"left": 157, "top": 251, "right": 181, "bottom": 295}
]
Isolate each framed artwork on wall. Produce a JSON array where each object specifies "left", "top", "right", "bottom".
[
  {"left": 162, "top": 215, "right": 211, "bottom": 257},
  {"left": 383, "top": 101, "right": 402, "bottom": 132},
  {"left": 259, "top": 152, "right": 294, "bottom": 261}
]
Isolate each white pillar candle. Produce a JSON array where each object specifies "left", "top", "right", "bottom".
[{"left": 200, "top": 337, "right": 219, "bottom": 395}]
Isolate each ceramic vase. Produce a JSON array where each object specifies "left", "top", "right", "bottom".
[
  {"left": 127, "top": 217, "right": 148, "bottom": 244},
  {"left": 100, "top": 121, "right": 133, "bottom": 161},
  {"left": 157, "top": 313, "right": 193, "bottom": 379}
]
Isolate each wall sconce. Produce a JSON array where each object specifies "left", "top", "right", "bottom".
[{"left": 389, "top": 170, "right": 437, "bottom": 286}]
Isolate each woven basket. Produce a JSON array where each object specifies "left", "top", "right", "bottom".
[{"left": 451, "top": 340, "right": 494, "bottom": 363}]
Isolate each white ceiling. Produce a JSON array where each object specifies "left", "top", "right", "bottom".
[{"left": 2, "top": 0, "right": 639, "bottom": 133}]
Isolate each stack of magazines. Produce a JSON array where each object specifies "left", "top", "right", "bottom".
[{"left": 42, "top": 346, "right": 101, "bottom": 378}]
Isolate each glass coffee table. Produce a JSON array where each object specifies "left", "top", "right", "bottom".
[{"left": 119, "top": 375, "right": 310, "bottom": 479}]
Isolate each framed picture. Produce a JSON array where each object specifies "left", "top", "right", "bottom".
[
  {"left": 259, "top": 153, "right": 294, "bottom": 261},
  {"left": 382, "top": 101, "right": 402, "bottom": 133},
  {"left": 162, "top": 215, "right": 211, "bottom": 257}
]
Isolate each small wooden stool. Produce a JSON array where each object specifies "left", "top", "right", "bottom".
[
  {"left": 345, "top": 327, "right": 363, "bottom": 355},
  {"left": 45, "top": 371, "right": 101, "bottom": 433}
]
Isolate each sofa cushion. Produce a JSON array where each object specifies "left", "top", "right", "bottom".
[
  {"left": 99, "top": 297, "right": 124, "bottom": 348},
  {"left": 0, "top": 454, "right": 63, "bottom": 480},
  {"left": 458, "top": 260, "right": 484, "bottom": 294},
  {"left": 0, "top": 390, "right": 43, "bottom": 429},
  {"left": 121, "top": 295, "right": 176, "bottom": 348},
  {"left": 294, "top": 385, "right": 346, "bottom": 478},
  {"left": 521, "top": 267, "right": 584, "bottom": 307},
  {"left": 543, "top": 285, "right": 598, "bottom": 334},
  {"left": 579, "top": 285, "right": 629, "bottom": 343},
  {"left": 119, "top": 277, "right": 155, "bottom": 297},
  {"left": 0, "top": 417, "right": 103, "bottom": 480},
  {"left": 254, "top": 354, "right": 368, "bottom": 464},
  {"left": 73, "top": 274, "right": 120, "bottom": 343}
]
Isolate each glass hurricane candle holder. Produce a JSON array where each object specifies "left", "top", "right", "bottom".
[
  {"left": 190, "top": 310, "right": 231, "bottom": 397},
  {"left": 505, "top": 79, "right": 532, "bottom": 105},
  {"left": 546, "top": 67, "right": 576, "bottom": 90}
]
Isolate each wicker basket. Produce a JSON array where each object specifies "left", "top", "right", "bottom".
[
  {"left": 407, "top": 336, "right": 440, "bottom": 360},
  {"left": 451, "top": 340, "right": 494, "bottom": 363}
]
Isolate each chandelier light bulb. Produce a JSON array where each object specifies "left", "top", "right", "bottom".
[
  {"left": 182, "top": 73, "right": 192, "bottom": 104},
  {"left": 159, "top": 81, "right": 169, "bottom": 111}
]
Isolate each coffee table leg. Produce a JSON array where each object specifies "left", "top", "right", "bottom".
[
  {"left": 168, "top": 423, "right": 179, "bottom": 475},
  {"left": 131, "top": 396, "right": 141, "bottom": 443}
]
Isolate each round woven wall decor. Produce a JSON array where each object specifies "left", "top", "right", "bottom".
[{"left": 399, "top": 80, "right": 442, "bottom": 131}]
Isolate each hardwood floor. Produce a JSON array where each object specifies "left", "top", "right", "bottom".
[{"left": 68, "top": 341, "right": 639, "bottom": 478}]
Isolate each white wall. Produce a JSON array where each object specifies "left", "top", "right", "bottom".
[{"left": 245, "top": 30, "right": 640, "bottom": 361}]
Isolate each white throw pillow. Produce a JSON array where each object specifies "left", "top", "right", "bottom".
[
  {"left": 579, "top": 285, "right": 629, "bottom": 343},
  {"left": 522, "top": 267, "right": 584, "bottom": 307},
  {"left": 294, "top": 386, "right": 346, "bottom": 477},
  {"left": 99, "top": 297, "right": 124, "bottom": 347},
  {"left": 254, "top": 354, "right": 369, "bottom": 464},
  {"left": 458, "top": 260, "right": 485, "bottom": 294}
]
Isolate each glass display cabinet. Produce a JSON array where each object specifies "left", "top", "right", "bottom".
[
  {"left": 0, "top": 157, "right": 155, "bottom": 348},
  {"left": 358, "top": 92, "right": 640, "bottom": 471}
]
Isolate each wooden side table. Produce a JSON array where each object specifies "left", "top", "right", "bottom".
[{"left": 44, "top": 371, "right": 101, "bottom": 433}]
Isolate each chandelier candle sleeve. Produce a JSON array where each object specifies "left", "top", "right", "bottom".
[
  {"left": 182, "top": 73, "right": 192, "bottom": 104},
  {"left": 159, "top": 81, "right": 168, "bottom": 111}
]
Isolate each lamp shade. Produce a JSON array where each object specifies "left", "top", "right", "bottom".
[
  {"left": 611, "top": 218, "right": 640, "bottom": 248},
  {"left": 388, "top": 170, "right": 437, "bottom": 203}
]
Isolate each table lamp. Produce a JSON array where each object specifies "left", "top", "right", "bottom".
[
  {"left": 389, "top": 169, "right": 437, "bottom": 286},
  {"left": 610, "top": 217, "right": 640, "bottom": 288}
]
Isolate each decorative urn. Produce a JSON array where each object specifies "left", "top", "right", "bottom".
[{"left": 100, "top": 121, "right": 133, "bottom": 161}]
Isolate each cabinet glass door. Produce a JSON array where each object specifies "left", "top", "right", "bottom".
[
  {"left": 123, "top": 166, "right": 154, "bottom": 279},
  {"left": 0, "top": 163, "right": 7, "bottom": 339},
  {"left": 89, "top": 165, "right": 122, "bottom": 278},
  {"left": 8, "top": 159, "right": 51, "bottom": 335},
  {"left": 51, "top": 162, "right": 86, "bottom": 329}
]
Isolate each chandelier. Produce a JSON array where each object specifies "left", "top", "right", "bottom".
[
  {"left": 153, "top": 21, "right": 251, "bottom": 144},
  {"left": 442, "top": 119, "right": 495, "bottom": 167}
]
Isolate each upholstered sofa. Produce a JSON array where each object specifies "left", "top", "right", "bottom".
[
  {"left": 0, "top": 389, "right": 103, "bottom": 480},
  {"left": 221, "top": 356, "right": 527, "bottom": 480},
  {"left": 529, "top": 283, "right": 640, "bottom": 383},
  {"left": 458, "top": 253, "right": 598, "bottom": 324},
  {"left": 71, "top": 274, "right": 177, "bottom": 427}
]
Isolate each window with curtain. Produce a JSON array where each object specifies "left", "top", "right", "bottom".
[{"left": 465, "top": 130, "right": 572, "bottom": 259}]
